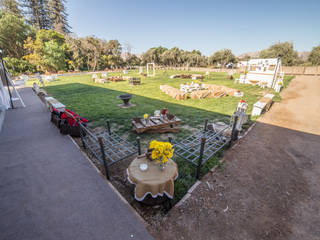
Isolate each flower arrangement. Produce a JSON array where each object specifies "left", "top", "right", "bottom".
[
  {"left": 144, "top": 113, "right": 149, "bottom": 124},
  {"left": 149, "top": 140, "right": 174, "bottom": 169}
]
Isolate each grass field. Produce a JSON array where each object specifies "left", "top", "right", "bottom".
[{"left": 40, "top": 70, "right": 294, "bottom": 202}]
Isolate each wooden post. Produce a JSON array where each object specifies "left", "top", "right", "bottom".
[
  {"left": 196, "top": 137, "right": 206, "bottom": 179},
  {"left": 98, "top": 137, "right": 110, "bottom": 180},
  {"left": 106, "top": 119, "right": 111, "bottom": 135},
  {"left": 136, "top": 137, "right": 141, "bottom": 155}
]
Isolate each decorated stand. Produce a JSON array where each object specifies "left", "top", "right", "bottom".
[
  {"left": 146, "top": 62, "right": 155, "bottom": 77},
  {"left": 236, "top": 57, "right": 284, "bottom": 92}
]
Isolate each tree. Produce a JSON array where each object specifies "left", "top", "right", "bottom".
[
  {"left": 0, "top": 11, "right": 32, "bottom": 58},
  {"left": 0, "top": 0, "right": 21, "bottom": 16},
  {"left": 259, "top": 42, "right": 298, "bottom": 66},
  {"left": 3, "top": 56, "right": 36, "bottom": 74},
  {"left": 24, "top": 29, "right": 68, "bottom": 71},
  {"left": 125, "top": 54, "right": 141, "bottom": 67},
  {"left": 208, "top": 49, "right": 236, "bottom": 66},
  {"left": 141, "top": 46, "right": 167, "bottom": 65},
  {"left": 65, "top": 35, "right": 85, "bottom": 70},
  {"left": 183, "top": 50, "right": 207, "bottom": 67},
  {"left": 20, "top": 0, "right": 51, "bottom": 30},
  {"left": 308, "top": 45, "right": 320, "bottom": 65},
  {"left": 81, "top": 36, "right": 102, "bottom": 71},
  {"left": 47, "top": 0, "right": 70, "bottom": 33}
]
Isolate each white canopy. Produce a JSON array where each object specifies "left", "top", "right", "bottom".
[{"left": 0, "top": 62, "right": 10, "bottom": 110}]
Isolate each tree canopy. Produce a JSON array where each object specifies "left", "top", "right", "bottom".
[
  {"left": 259, "top": 42, "right": 298, "bottom": 66},
  {"left": 308, "top": 45, "right": 320, "bottom": 65},
  {"left": 208, "top": 49, "right": 236, "bottom": 66},
  {"left": 0, "top": 11, "right": 33, "bottom": 58}
]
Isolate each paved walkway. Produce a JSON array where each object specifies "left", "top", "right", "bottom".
[
  {"left": 151, "top": 76, "right": 320, "bottom": 239},
  {"left": 0, "top": 87, "right": 152, "bottom": 240}
]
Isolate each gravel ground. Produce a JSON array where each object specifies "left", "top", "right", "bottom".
[{"left": 149, "top": 76, "right": 320, "bottom": 240}]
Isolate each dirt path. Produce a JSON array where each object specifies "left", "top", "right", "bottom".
[{"left": 149, "top": 76, "right": 320, "bottom": 240}]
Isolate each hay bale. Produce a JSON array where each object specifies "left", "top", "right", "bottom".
[{"left": 94, "top": 78, "right": 107, "bottom": 84}]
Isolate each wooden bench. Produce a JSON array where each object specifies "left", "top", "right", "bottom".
[
  {"left": 252, "top": 94, "right": 274, "bottom": 116},
  {"left": 44, "top": 96, "right": 65, "bottom": 112}
]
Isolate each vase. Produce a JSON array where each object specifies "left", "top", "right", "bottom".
[
  {"left": 159, "top": 162, "right": 167, "bottom": 171},
  {"left": 158, "top": 157, "right": 168, "bottom": 171}
]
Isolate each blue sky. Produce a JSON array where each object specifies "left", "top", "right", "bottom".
[{"left": 66, "top": 0, "right": 320, "bottom": 56}]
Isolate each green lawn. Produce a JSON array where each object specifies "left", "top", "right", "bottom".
[{"left": 39, "top": 70, "right": 294, "bottom": 202}]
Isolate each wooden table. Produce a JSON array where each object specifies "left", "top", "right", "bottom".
[
  {"left": 132, "top": 115, "right": 181, "bottom": 134},
  {"left": 127, "top": 156, "right": 178, "bottom": 204}
]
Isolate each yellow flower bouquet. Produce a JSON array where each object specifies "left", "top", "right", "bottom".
[{"left": 149, "top": 140, "right": 174, "bottom": 170}]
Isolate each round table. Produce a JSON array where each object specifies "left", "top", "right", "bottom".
[{"left": 127, "top": 156, "right": 178, "bottom": 204}]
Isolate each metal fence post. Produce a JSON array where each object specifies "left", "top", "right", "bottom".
[
  {"left": 79, "top": 123, "right": 86, "bottom": 149},
  {"left": 204, "top": 119, "right": 208, "bottom": 131},
  {"left": 98, "top": 137, "right": 110, "bottom": 180},
  {"left": 231, "top": 115, "right": 239, "bottom": 141},
  {"left": 106, "top": 119, "right": 111, "bottom": 135},
  {"left": 196, "top": 137, "right": 206, "bottom": 179},
  {"left": 136, "top": 137, "right": 141, "bottom": 155}
]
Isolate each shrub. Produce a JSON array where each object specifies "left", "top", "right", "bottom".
[{"left": 3, "top": 57, "right": 37, "bottom": 75}]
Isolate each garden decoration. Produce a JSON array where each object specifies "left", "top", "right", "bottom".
[
  {"left": 154, "top": 110, "right": 160, "bottom": 117},
  {"left": 108, "top": 75, "right": 123, "bottom": 82},
  {"left": 170, "top": 118, "right": 237, "bottom": 179},
  {"left": 117, "top": 94, "right": 135, "bottom": 108},
  {"left": 123, "top": 76, "right": 141, "bottom": 85},
  {"left": 144, "top": 113, "right": 149, "bottom": 124},
  {"left": 161, "top": 108, "right": 167, "bottom": 119},
  {"left": 94, "top": 78, "right": 108, "bottom": 84},
  {"left": 161, "top": 83, "right": 242, "bottom": 100},
  {"left": 127, "top": 141, "right": 177, "bottom": 206},
  {"left": 160, "top": 85, "right": 187, "bottom": 100},
  {"left": 146, "top": 62, "right": 155, "bottom": 77},
  {"left": 77, "top": 119, "right": 140, "bottom": 180},
  {"left": 149, "top": 140, "right": 174, "bottom": 170},
  {"left": 92, "top": 74, "right": 98, "bottom": 80},
  {"left": 235, "top": 57, "right": 285, "bottom": 92},
  {"left": 59, "top": 109, "right": 88, "bottom": 137},
  {"left": 180, "top": 81, "right": 204, "bottom": 93},
  {"left": 132, "top": 112, "right": 181, "bottom": 134},
  {"left": 191, "top": 74, "right": 204, "bottom": 80},
  {"left": 233, "top": 99, "right": 249, "bottom": 137}
]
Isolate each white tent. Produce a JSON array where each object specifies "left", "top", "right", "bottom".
[{"left": 0, "top": 62, "right": 11, "bottom": 110}]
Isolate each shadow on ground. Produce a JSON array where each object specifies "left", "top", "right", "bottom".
[
  {"left": 44, "top": 82, "right": 246, "bottom": 221},
  {"left": 149, "top": 121, "right": 320, "bottom": 240}
]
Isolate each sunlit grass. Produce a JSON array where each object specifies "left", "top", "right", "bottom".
[{"left": 39, "top": 69, "right": 294, "bottom": 202}]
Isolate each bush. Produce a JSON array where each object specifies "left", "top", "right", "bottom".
[{"left": 3, "top": 57, "right": 37, "bottom": 75}]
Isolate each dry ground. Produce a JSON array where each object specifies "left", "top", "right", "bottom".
[{"left": 149, "top": 75, "right": 320, "bottom": 240}]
